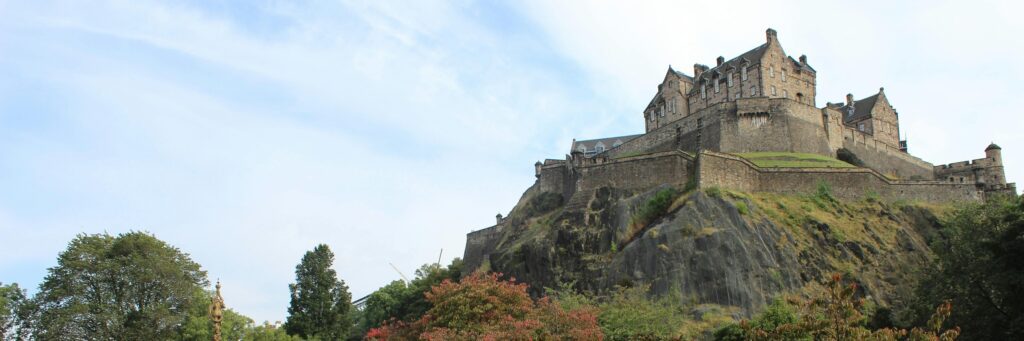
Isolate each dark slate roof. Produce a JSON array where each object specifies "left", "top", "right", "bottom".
[
  {"left": 572, "top": 134, "right": 643, "bottom": 154},
  {"left": 671, "top": 68, "right": 693, "bottom": 81},
  {"left": 687, "top": 44, "right": 769, "bottom": 96},
  {"left": 986, "top": 143, "right": 1002, "bottom": 151},
  {"left": 840, "top": 94, "right": 879, "bottom": 123}
]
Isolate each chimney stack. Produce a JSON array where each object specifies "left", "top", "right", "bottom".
[
  {"left": 799, "top": 55, "right": 807, "bottom": 65},
  {"left": 846, "top": 93, "right": 854, "bottom": 106},
  {"left": 716, "top": 56, "right": 724, "bottom": 66},
  {"left": 496, "top": 213, "right": 503, "bottom": 225},
  {"left": 766, "top": 28, "right": 777, "bottom": 43},
  {"left": 693, "top": 64, "right": 706, "bottom": 78}
]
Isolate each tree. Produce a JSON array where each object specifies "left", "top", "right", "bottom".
[
  {"left": 367, "top": 272, "right": 602, "bottom": 340},
  {"left": 180, "top": 288, "right": 256, "bottom": 341},
  {"left": 908, "top": 195, "right": 1024, "bottom": 340},
  {"left": 731, "top": 274, "right": 958, "bottom": 341},
  {"left": 284, "top": 244, "right": 352, "bottom": 339},
  {"left": 356, "top": 259, "right": 464, "bottom": 336},
  {"left": 0, "top": 282, "right": 26, "bottom": 339},
  {"left": 30, "top": 231, "right": 208, "bottom": 340}
]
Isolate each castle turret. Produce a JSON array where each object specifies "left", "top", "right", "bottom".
[
  {"left": 535, "top": 161, "right": 542, "bottom": 178},
  {"left": 986, "top": 143, "right": 1002, "bottom": 162}
]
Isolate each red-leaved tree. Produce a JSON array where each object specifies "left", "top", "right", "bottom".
[{"left": 366, "top": 272, "right": 602, "bottom": 340}]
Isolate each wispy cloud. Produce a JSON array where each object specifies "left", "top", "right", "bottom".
[{"left": 1, "top": 0, "right": 1021, "bottom": 323}]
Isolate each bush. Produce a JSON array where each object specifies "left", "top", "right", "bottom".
[
  {"left": 525, "top": 192, "right": 564, "bottom": 217},
  {"left": 367, "top": 273, "right": 602, "bottom": 340},
  {"left": 625, "top": 188, "right": 680, "bottom": 244},
  {"left": 836, "top": 148, "right": 865, "bottom": 167}
]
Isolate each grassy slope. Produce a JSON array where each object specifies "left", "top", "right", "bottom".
[{"left": 734, "top": 152, "right": 855, "bottom": 168}]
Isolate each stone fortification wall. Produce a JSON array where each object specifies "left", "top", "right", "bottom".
[
  {"left": 841, "top": 127, "right": 934, "bottom": 179},
  {"left": 607, "top": 98, "right": 836, "bottom": 159},
  {"left": 605, "top": 109, "right": 720, "bottom": 158},
  {"left": 718, "top": 98, "right": 832, "bottom": 155},
  {"left": 575, "top": 151, "right": 694, "bottom": 192},
  {"left": 538, "top": 161, "right": 573, "bottom": 199},
  {"left": 698, "top": 151, "right": 982, "bottom": 203},
  {"left": 463, "top": 223, "right": 504, "bottom": 270}
]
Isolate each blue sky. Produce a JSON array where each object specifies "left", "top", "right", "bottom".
[{"left": 1, "top": 0, "right": 1021, "bottom": 323}]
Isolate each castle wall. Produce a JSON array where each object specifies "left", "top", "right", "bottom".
[
  {"left": 718, "top": 99, "right": 832, "bottom": 155},
  {"left": 538, "top": 162, "right": 573, "bottom": 199},
  {"left": 575, "top": 151, "right": 694, "bottom": 192},
  {"left": 463, "top": 224, "right": 504, "bottom": 271},
  {"left": 841, "top": 128, "right": 934, "bottom": 179},
  {"left": 698, "top": 151, "right": 982, "bottom": 203}
]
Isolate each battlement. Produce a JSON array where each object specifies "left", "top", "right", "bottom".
[{"left": 934, "top": 157, "right": 999, "bottom": 171}]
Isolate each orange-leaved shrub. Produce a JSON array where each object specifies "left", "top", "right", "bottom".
[{"left": 366, "top": 272, "right": 602, "bottom": 340}]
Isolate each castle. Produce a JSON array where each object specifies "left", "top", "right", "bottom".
[{"left": 535, "top": 28, "right": 1014, "bottom": 207}]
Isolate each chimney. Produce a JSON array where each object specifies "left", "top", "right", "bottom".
[
  {"left": 766, "top": 28, "right": 778, "bottom": 43},
  {"left": 846, "top": 94, "right": 854, "bottom": 106},
  {"left": 799, "top": 55, "right": 807, "bottom": 65},
  {"left": 879, "top": 87, "right": 885, "bottom": 93},
  {"left": 496, "top": 213, "right": 503, "bottom": 224},
  {"left": 716, "top": 56, "right": 724, "bottom": 66},
  {"left": 693, "top": 64, "right": 704, "bottom": 78}
]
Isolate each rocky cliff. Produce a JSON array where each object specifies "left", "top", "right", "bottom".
[{"left": 464, "top": 183, "right": 947, "bottom": 316}]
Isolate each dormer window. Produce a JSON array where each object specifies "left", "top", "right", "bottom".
[
  {"left": 741, "top": 67, "right": 748, "bottom": 81},
  {"left": 727, "top": 73, "right": 734, "bottom": 87},
  {"left": 714, "top": 78, "right": 720, "bottom": 93}
]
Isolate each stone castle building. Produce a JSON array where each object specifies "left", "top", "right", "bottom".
[{"left": 528, "top": 28, "right": 1014, "bottom": 205}]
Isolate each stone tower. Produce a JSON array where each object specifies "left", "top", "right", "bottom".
[{"left": 985, "top": 143, "right": 1006, "bottom": 185}]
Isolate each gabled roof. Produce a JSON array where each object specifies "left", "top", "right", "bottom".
[
  {"left": 572, "top": 134, "right": 643, "bottom": 154},
  {"left": 696, "top": 43, "right": 768, "bottom": 83},
  {"left": 840, "top": 94, "right": 880, "bottom": 123}
]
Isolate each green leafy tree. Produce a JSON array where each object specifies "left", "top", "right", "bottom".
[
  {"left": 179, "top": 288, "right": 256, "bottom": 340},
  {"left": 30, "top": 231, "right": 207, "bottom": 340},
  {"left": 247, "top": 321, "right": 302, "bottom": 341},
  {"left": 733, "top": 274, "right": 958, "bottom": 341},
  {"left": 284, "top": 244, "right": 352, "bottom": 339},
  {"left": 0, "top": 282, "right": 26, "bottom": 339},
  {"left": 909, "top": 195, "right": 1024, "bottom": 340},
  {"left": 355, "top": 259, "right": 463, "bottom": 335}
]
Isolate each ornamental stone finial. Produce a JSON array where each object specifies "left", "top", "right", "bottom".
[{"left": 211, "top": 280, "right": 225, "bottom": 341}]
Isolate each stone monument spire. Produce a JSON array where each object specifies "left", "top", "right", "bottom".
[{"left": 210, "top": 280, "right": 225, "bottom": 341}]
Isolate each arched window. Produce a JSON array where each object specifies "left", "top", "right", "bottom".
[{"left": 595, "top": 142, "right": 606, "bottom": 153}]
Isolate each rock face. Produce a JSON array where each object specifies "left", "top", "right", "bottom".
[{"left": 464, "top": 184, "right": 943, "bottom": 316}]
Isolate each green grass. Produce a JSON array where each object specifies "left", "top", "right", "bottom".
[{"left": 734, "top": 152, "right": 855, "bottom": 168}]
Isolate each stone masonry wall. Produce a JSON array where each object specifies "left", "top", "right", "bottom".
[
  {"left": 698, "top": 151, "right": 982, "bottom": 203},
  {"left": 841, "top": 127, "right": 934, "bottom": 179},
  {"left": 463, "top": 223, "right": 504, "bottom": 270},
  {"left": 576, "top": 151, "right": 694, "bottom": 192}
]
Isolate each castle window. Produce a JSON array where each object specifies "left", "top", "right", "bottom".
[
  {"left": 701, "top": 85, "right": 706, "bottom": 98},
  {"left": 770, "top": 66, "right": 775, "bottom": 77},
  {"left": 858, "top": 123, "right": 865, "bottom": 131},
  {"left": 750, "top": 86, "right": 757, "bottom": 96},
  {"left": 782, "top": 70, "right": 787, "bottom": 82},
  {"left": 741, "top": 67, "right": 748, "bottom": 81},
  {"left": 727, "top": 73, "right": 734, "bottom": 87},
  {"left": 734, "top": 93, "right": 740, "bottom": 100},
  {"left": 771, "top": 86, "right": 777, "bottom": 96},
  {"left": 783, "top": 90, "right": 788, "bottom": 98},
  {"left": 714, "top": 78, "right": 720, "bottom": 93}
]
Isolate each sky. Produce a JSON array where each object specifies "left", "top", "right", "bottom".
[{"left": 1, "top": 0, "right": 1021, "bottom": 323}]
